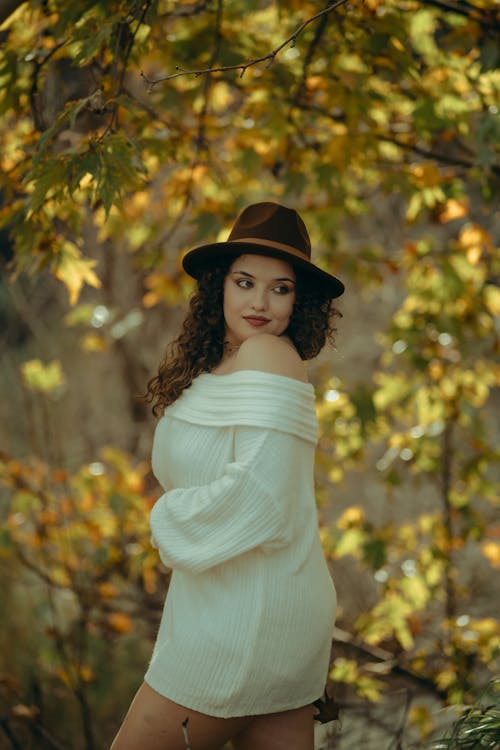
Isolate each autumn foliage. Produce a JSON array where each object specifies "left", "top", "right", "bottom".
[{"left": 0, "top": 0, "right": 499, "bottom": 748}]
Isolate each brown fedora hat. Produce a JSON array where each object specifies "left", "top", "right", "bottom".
[{"left": 182, "top": 202, "right": 345, "bottom": 298}]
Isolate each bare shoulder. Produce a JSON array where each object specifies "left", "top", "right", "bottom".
[{"left": 234, "top": 334, "right": 308, "bottom": 383}]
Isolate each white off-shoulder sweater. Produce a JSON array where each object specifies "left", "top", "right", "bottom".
[{"left": 145, "top": 370, "right": 336, "bottom": 717}]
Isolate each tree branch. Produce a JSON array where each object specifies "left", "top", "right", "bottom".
[
  {"left": 158, "top": 0, "right": 211, "bottom": 18},
  {"left": 374, "top": 133, "right": 498, "bottom": 175},
  {"left": 121, "top": 85, "right": 183, "bottom": 135},
  {"left": 440, "top": 413, "right": 458, "bottom": 620},
  {"left": 295, "top": 101, "right": 500, "bottom": 176},
  {"left": 194, "top": 0, "right": 223, "bottom": 151},
  {"left": 141, "top": 0, "right": 349, "bottom": 87},
  {"left": 30, "top": 720, "right": 68, "bottom": 750},
  {"left": 387, "top": 135, "right": 498, "bottom": 177},
  {"left": 28, "top": 40, "right": 69, "bottom": 132},
  {"left": 418, "top": 0, "right": 500, "bottom": 32},
  {"left": 332, "top": 626, "right": 449, "bottom": 700},
  {"left": 0, "top": 717, "right": 23, "bottom": 750},
  {"left": 108, "top": 0, "right": 154, "bottom": 132},
  {"left": 150, "top": 0, "right": 224, "bottom": 257},
  {"left": 289, "top": 0, "right": 333, "bottom": 113}
]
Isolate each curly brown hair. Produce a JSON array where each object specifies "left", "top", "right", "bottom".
[{"left": 145, "top": 256, "right": 342, "bottom": 415}]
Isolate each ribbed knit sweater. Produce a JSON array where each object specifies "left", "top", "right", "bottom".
[{"left": 145, "top": 370, "right": 336, "bottom": 717}]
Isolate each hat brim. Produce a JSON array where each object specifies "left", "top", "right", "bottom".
[{"left": 182, "top": 240, "right": 345, "bottom": 299}]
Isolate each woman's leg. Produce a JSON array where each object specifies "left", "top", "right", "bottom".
[
  {"left": 110, "top": 682, "right": 251, "bottom": 750},
  {"left": 231, "top": 704, "right": 315, "bottom": 750}
]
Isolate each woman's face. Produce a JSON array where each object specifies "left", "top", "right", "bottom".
[{"left": 223, "top": 254, "right": 296, "bottom": 348}]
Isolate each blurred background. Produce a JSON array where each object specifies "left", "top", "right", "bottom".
[{"left": 0, "top": 1, "right": 499, "bottom": 748}]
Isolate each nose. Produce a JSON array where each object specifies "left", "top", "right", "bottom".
[{"left": 251, "top": 286, "right": 267, "bottom": 311}]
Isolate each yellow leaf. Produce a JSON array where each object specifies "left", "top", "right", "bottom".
[
  {"left": 388, "top": 433, "right": 404, "bottom": 448},
  {"left": 253, "top": 139, "right": 273, "bottom": 156},
  {"left": 327, "top": 465, "right": 344, "bottom": 483},
  {"left": 409, "top": 163, "right": 442, "bottom": 188},
  {"left": 124, "top": 224, "right": 150, "bottom": 250},
  {"left": 481, "top": 542, "right": 500, "bottom": 568},
  {"left": 192, "top": 164, "right": 207, "bottom": 183},
  {"left": 409, "top": 705, "right": 434, "bottom": 740},
  {"left": 129, "top": 190, "right": 149, "bottom": 210},
  {"left": 458, "top": 224, "right": 493, "bottom": 266},
  {"left": 357, "top": 674, "right": 384, "bottom": 702},
  {"left": 400, "top": 575, "right": 430, "bottom": 609},
  {"left": 211, "top": 81, "right": 234, "bottom": 113},
  {"left": 81, "top": 333, "right": 109, "bottom": 352},
  {"left": 305, "top": 76, "right": 325, "bottom": 92},
  {"left": 361, "top": 594, "right": 415, "bottom": 649},
  {"left": 472, "top": 617, "right": 499, "bottom": 636},
  {"left": 107, "top": 611, "right": 134, "bottom": 633},
  {"left": 55, "top": 668, "right": 71, "bottom": 687},
  {"left": 335, "top": 528, "right": 364, "bottom": 557},
  {"left": 79, "top": 666, "right": 94, "bottom": 682},
  {"left": 337, "top": 506, "right": 365, "bottom": 529},
  {"left": 64, "top": 303, "right": 95, "bottom": 327},
  {"left": 329, "top": 657, "right": 358, "bottom": 683},
  {"left": 439, "top": 198, "right": 468, "bottom": 223},
  {"left": 440, "top": 377, "right": 457, "bottom": 400},
  {"left": 54, "top": 241, "right": 101, "bottom": 305},
  {"left": 12, "top": 704, "right": 39, "bottom": 719},
  {"left": 143, "top": 272, "right": 180, "bottom": 307},
  {"left": 50, "top": 566, "right": 71, "bottom": 587},
  {"left": 97, "top": 582, "right": 119, "bottom": 599},
  {"left": 142, "top": 565, "right": 158, "bottom": 595},
  {"left": 39, "top": 509, "right": 59, "bottom": 524},
  {"left": 338, "top": 54, "right": 369, "bottom": 74},
  {"left": 484, "top": 286, "right": 500, "bottom": 316},
  {"left": 20, "top": 359, "right": 66, "bottom": 394}
]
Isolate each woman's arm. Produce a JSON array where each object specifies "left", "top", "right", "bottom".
[{"left": 149, "top": 425, "right": 301, "bottom": 574}]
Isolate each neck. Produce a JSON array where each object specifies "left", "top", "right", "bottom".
[{"left": 223, "top": 340, "right": 240, "bottom": 355}]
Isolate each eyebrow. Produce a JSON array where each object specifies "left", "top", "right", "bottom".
[{"left": 231, "top": 270, "right": 296, "bottom": 284}]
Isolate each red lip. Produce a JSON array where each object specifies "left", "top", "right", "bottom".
[{"left": 244, "top": 316, "right": 270, "bottom": 326}]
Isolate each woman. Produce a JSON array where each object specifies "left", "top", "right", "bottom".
[{"left": 111, "top": 202, "right": 344, "bottom": 750}]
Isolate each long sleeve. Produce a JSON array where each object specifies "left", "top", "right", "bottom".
[{"left": 150, "top": 426, "right": 298, "bottom": 574}]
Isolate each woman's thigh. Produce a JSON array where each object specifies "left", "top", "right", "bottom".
[
  {"left": 110, "top": 682, "right": 251, "bottom": 750},
  {"left": 231, "top": 704, "right": 315, "bottom": 750}
]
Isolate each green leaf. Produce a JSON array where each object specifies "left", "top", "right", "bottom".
[
  {"left": 27, "top": 158, "right": 67, "bottom": 212},
  {"left": 409, "top": 10, "right": 438, "bottom": 56},
  {"left": 362, "top": 539, "right": 387, "bottom": 570},
  {"left": 479, "top": 41, "right": 500, "bottom": 72}
]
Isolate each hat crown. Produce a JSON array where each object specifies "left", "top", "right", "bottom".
[{"left": 227, "top": 202, "right": 311, "bottom": 259}]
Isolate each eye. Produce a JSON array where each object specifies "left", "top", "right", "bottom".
[
  {"left": 273, "top": 284, "right": 292, "bottom": 295},
  {"left": 235, "top": 278, "right": 253, "bottom": 289}
]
